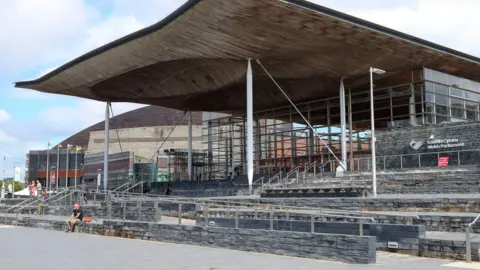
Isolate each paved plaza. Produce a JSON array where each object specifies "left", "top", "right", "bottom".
[{"left": 0, "top": 225, "right": 477, "bottom": 270}]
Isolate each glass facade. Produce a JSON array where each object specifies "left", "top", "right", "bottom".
[{"left": 423, "top": 68, "right": 480, "bottom": 124}]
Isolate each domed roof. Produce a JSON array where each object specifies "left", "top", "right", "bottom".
[{"left": 56, "top": 106, "right": 203, "bottom": 150}]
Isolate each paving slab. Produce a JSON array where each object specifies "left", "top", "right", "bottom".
[{"left": 0, "top": 226, "right": 471, "bottom": 269}]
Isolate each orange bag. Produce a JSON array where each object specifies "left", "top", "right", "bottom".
[{"left": 83, "top": 217, "right": 94, "bottom": 223}]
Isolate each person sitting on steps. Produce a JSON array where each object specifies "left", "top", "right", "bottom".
[{"left": 65, "top": 203, "right": 83, "bottom": 232}]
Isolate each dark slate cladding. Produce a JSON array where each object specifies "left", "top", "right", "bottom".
[
  {"left": 375, "top": 122, "right": 480, "bottom": 166},
  {"left": 56, "top": 106, "right": 203, "bottom": 150}
]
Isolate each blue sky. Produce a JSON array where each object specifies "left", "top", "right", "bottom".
[{"left": 1, "top": 0, "right": 479, "bottom": 179}]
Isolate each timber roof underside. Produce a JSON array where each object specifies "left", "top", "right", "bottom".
[{"left": 15, "top": 0, "right": 480, "bottom": 113}]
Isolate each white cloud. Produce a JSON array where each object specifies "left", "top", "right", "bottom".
[
  {"left": 35, "top": 99, "right": 146, "bottom": 136},
  {"left": 0, "top": 109, "right": 10, "bottom": 122},
  {"left": 311, "top": 0, "right": 480, "bottom": 57},
  {"left": 0, "top": 0, "right": 99, "bottom": 73}
]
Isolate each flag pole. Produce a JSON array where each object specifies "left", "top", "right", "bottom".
[
  {"left": 46, "top": 142, "right": 50, "bottom": 193},
  {"left": 66, "top": 145, "right": 70, "bottom": 189},
  {"left": 56, "top": 145, "right": 60, "bottom": 191},
  {"left": 74, "top": 146, "right": 78, "bottom": 190}
]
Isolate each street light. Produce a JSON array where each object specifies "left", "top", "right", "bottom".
[{"left": 369, "top": 67, "right": 386, "bottom": 198}]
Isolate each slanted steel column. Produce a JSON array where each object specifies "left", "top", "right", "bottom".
[
  {"left": 104, "top": 102, "right": 110, "bottom": 192},
  {"left": 255, "top": 119, "right": 261, "bottom": 174},
  {"left": 339, "top": 79, "right": 347, "bottom": 170},
  {"left": 207, "top": 120, "right": 213, "bottom": 180},
  {"left": 308, "top": 105, "right": 314, "bottom": 163},
  {"left": 246, "top": 59, "right": 254, "bottom": 194},
  {"left": 188, "top": 111, "right": 193, "bottom": 180}
]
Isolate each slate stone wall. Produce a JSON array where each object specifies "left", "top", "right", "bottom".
[
  {"left": 197, "top": 217, "right": 424, "bottom": 251},
  {"left": 0, "top": 216, "right": 376, "bottom": 264},
  {"left": 213, "top": 197, "right": 480, "bottom": 213},
  {"left": 375, "top": 122, "right": 480, "bottom": 168}
]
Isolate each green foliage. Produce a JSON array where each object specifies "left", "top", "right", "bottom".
[{"left": 0, "top": 181, "right": 24, "bottom": 192}]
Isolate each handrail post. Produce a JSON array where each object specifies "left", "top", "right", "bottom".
[
  {"left": 178, "top": 203, "right": 182, "bottom": 225},
  {"left": 137, "top": 200, "right": 142, "bottom": 221},
  {"left": 122, "top": 201, "right": 126, "bottom": 220},
  {"left": 466, "top": 227, "right": 472, "bottom": 263},
  {"left": 269, "top": 211, "right": 274, "bottom": 230},
  {"left": 204, "top": 205, "right": 209, "bottom": 226},
  {"left": 359, "top": 219, "right": 364, "bottom": 236},
  {"left": 311, "top": 215, "right": 315, "bottom": 233},
  {"left": 154, "top": 200, "right": 160, "bottom": 222},
  {"left": 235, "top": 210, "right": 239, "bottom": 229}
]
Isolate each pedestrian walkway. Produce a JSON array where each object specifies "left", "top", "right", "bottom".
[{"left": 0, "top": 226, "right": 472, "bottom": 270}]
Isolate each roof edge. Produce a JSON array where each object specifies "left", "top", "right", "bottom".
[
  {"left": 16, "top": 0, "right": 480, "bottom": 88},
  {"left": 285, "top": 0, "right": 480, "bottom": 65},
  {"left": 15, "top": 0, "right": 202, "bottom": 88}
]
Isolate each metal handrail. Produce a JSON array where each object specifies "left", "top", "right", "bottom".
[
  {"left": 5, "top": 197, "right": 37, "bottom": 213},
  {"left": 49, "top": 190, "right": 77, "bottom": 204},
  {"left": 200, "top": 206, "right": 375, "bottom": 223},
  {"left": 112, "top": 182, "right": 130, "bottom": 192},
  {"left": 347, "top": 148, "right": 480, "bottom": 172},
  {"left": 96, "top": 190, "right": 420, "bottom": 220},
  {"left": 124, "top": 181, "right": 144, "bottom": 193},
  {"left": 465, "top": 213, "right": 480, "bottom": 263},
  {"left": 252, "top": 177, "right": 264, "bottom": 185},
  {"left": 468, "top": 215, "right": 480, "bottom": 228},
  {"left": 265, "top": 172, "right": 281, "bottom": 187},
  {"left": 283, "top": 165, "right": 301, "bottom": 183}
]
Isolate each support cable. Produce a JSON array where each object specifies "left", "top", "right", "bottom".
[
  {"left": 136, "top": 111, "right": 188, "bottom": 186},
  {"left": 147, "top": 111, "right": 187, "bottom": 164},
  {"left": 109, "top": 104, "right": 124, "bottom": 153},
  {"left": 255, "top": 59, "right": 346, "bottom": 170}
]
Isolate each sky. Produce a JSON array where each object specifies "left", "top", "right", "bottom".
[{"left": 0, "top": 0, "right": 479, "bottom": 179}]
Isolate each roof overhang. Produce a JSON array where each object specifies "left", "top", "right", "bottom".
[{"left": 15, "top": 0, "right": 480, "bottom": 113}]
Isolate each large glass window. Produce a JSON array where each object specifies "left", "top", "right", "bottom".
[
  {"left": 450, "top": 98, "right": 464, "bottom": 119},
  {"left": 424, "top": 68, "right": 480, "bottom": 124}
]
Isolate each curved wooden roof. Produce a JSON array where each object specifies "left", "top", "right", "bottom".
[
  {"left": 57, "top": 106, "right": 203, "bottom": 150},
  {"left": 15, "top": 0, "right": 480, "bottom": 113}
]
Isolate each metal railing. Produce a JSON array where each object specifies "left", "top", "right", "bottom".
[
  {"left": 466, "top": 214, "right": 480, "bottom": 263},
  {"left": 198, "top": 205, "right": 374, "bottom": 236},
  {"left": 328, "top": 148, "right": 480, "bottom": 172},
  {"left": 265, "top": 171, "right": 282, "bottom": 187},
  {"left": 302, "top": 161, "right": 317, "bottom": 183}
]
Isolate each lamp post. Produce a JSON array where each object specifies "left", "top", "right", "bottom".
[
  {"left": 97, "top": 169, "right": 102, "bottom": 194},
  {"left": 369, "top": 67, "right": 386, "bottom": 198}
]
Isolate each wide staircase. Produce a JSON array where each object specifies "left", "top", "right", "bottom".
[{"left": 260, "top": 163, "right": 480, "bottom": 198}]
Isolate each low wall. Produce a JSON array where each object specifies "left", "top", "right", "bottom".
[
  {"left": 0, "top": 201, "right": 197, "bottom": 222},
  {"left": 0, "top": 216, "right": 376, "bottom": 264},
  {"left": 197, "top": 217, "right": 424, "bottom": 251},
  {"left": 213, "top": 197, "right": 480, "bottom": 213}
]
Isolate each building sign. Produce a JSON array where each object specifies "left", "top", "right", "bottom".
[
  {"left": 410, "top": 136, "right": 465, "bottom": 150},
  {"left": 14, "top": 167, "right": 21, "bottom": 182},
  {"left": 438, "top": 156, "right": 450, "bottom": 167},
  {"left": 426, "top": 138, "right": 465, "bottom": 150}
]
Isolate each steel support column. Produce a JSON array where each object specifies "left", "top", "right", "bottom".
[
  {"left": 188, "top": 111, "right": 193, "bottom": 180},
  {"left": 104, "top": 102, "right": 110, "bottom": 192},
  {"left": 339, "top": 79, "right": 347, "bottom": 170},
  {"left": 308, "top": 105, "right": 314, "bottom": 163},
  {"left": 246, "top": 59, "right": 254, "bottom": 195},
  {"left": 255, "top": 119, "right": 261, "bottom": 174},
  {"left": 409, "top": 83, "right": 417, "bottom": 126},
  {"left": 348, "top": 89, "right": 354, "bottom": 171}
]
